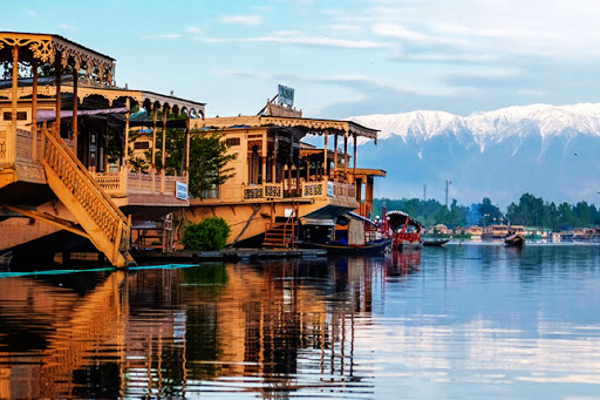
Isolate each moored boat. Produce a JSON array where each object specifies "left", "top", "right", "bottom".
[
  {"left": 422, "top": 238, "right": 450, "bottom": 247},
  {"left": 301, "top": 237, "right": 392, "bottom": 255},
  {"left": 504, "top": 234, "right": 525, "bottom": 247},
  {"left": 386, "top": 210, "right": 422, "bottom": 251},
  {"left": 300, "top": 211, "right": 392, "bottom": 255}
]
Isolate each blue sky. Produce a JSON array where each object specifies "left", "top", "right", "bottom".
[{"left": 5, "top": 0, "right": 600, "bottom": 119}]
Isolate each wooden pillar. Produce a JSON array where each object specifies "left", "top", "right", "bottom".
[
  {"left": 151, "top": 107, "right": 157, "bottom": 172},
  {"left": 7, "top": 46, "right": 19, "bottom": 164},
  {"left": 31, "top": 57, "right": 38, "bottom": 161},
  {"left": 185, "top": 116, "right": 191, "bottom": 176},
  {"left": 333, "top": 132, "right": 338, "bottom": 180},
  {"left": 343, "top": 132, "right": 348, "bottom": 179},
  {"left": 366, "top": 175, "right": 374, "bottom": 217},
  {"left": 353, "top": 133, "right": 357, "bottom": 180},
  {"left": 272, "top": 136, "right": 277, "bottom": 183},
  {"left": 306, "top": 157, "right": 310, "bottom": 182},
  {"left": 287, "top": 163, "right": 292, "bottom": 197},
  {"left": 124, "top": 97, "right": 130, "bottom": 166},
  {"left": 161, "top": 106, "right": 168, "bottom": 193},
  {"left": 261, "top": 133, "right": 266, "bottom": 184},
  {"left": 55, "top": 52, "right": 62, "bottom": 135},
  {"left": 295, "top": 147, "right": 300, "bottom": 193},
  {"left": 72, "top": 64, "right": 78, "bottom": 154},
  {"left": 323, "top": 130, "right": 328, "bottom": 181}
]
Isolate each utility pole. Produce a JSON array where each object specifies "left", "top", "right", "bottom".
[
  {"left": 423, "top": 184, "right": 427, "bottom": 201},
  {"left": 445, "top": 178, "right": 452, "bottom": 208}
]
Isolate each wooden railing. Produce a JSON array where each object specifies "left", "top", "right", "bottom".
[
  {"left": 95, "top": 168, "right": 189, "bottom": 197},
  {"left": 302, "top": 181, "right": 325, "bottom": 197},
  {"left": 15, "top": 127, "right": 75, "bottom": 164},
  {"left": 331, "top": 181, "right": 356, "bottom": 198},
  {"left": 242, "top": 180, "right": 356, "bottom": 201},
  {"left": 0, "top": 128, "right": 7, "bottom": 163},
  {"left": 40, "top": 125, "right": 130, "bottom": 267}
]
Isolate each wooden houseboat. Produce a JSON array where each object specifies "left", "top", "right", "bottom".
[
  {"left": 0, "top": 32, "right": 204, "bottom": 266},
  {"left": 184, "top": 101, "right": 385, "bottom": 248}
]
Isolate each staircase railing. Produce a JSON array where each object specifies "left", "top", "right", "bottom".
[
  {"left": 264, "top": 203, "right": 298, "bottom": 248},
  {"left": 39, "top": 124, "right": 131, "bottom": 267}
]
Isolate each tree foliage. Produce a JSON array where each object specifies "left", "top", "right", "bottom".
[
  {"left": 126, "top": 112, "right": 236, "bottom": 199},
  {"left": 375, "top": 192, "right": 600, "bottom": 230},
  {"left": 181, "top": 217, "right": 231, "bottom": 251}
]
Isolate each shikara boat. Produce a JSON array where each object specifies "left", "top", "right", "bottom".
[
  {"left": 504, "top": 234, "right": 525, "bottom": 247},
  {"left": 301, "top": 237, "right": 392, "bottom": 255},
  {"left": 422, "top": 238, "right": 450, "bottom": 247},
  {"left": 386, "top": 210, "right": 422, "bottom": 251}
]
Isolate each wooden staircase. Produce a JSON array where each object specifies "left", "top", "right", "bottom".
[
  {"left": 39, "top": 125, "right": 133, "bottom": 267},
  {"left": 262, "top": 204, "right": 298, "bottom": 249}
]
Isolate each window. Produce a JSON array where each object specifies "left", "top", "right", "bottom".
[
  {"left": 226, "top": 137, "right": 240, "bottom": 147},
  {"left": 3, "top": 111, "right": 27, "bottom": 121},
  {"left": 134, "top": 141, "right": 150, "bottom": 149}
]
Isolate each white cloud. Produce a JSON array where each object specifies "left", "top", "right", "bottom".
[
  {"left": 364, "top": 1, "right": 600, "bottom": 58},
  {"left": 140, "top": 33, "right": 182, "bottom": 40},
  {"left": 186, "top": 27, "right": 202, "bottom": 35},
  {"left": 58, "top": 23, "right": 76, "bottom": 31},
  {"left": 218, "top": 14, "right": 262, "bottom": 27},
  {"left": 204, "top": 32, "right": 389, "bottom": 50},
  {"left": 26, "top": 10, "right": 37, "bottom": 17},
  {"left": 214, "top": 69, "right": 470, "bottom": 97}
]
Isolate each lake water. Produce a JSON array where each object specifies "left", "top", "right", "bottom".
[{"left": 1, "top": 243, "right": 600, "bottom": 399}]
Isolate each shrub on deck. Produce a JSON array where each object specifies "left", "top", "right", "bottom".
[{"left": 182, "top": 217, "right": 231, "bottom": 251}]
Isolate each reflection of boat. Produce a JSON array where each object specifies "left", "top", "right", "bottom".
[
  {"left": 301, "top": 238, "right": 392, "bottom": 254},
  {"left": 0, "top": 251, "right": 12, "bottom": 269},
  {"left": 386, "top": 210, "right": 422, "bottom": 251},
  {"left": 504, "top": 234, "right": 525, "bottom": 247},
  {"left": 422, "top": 238, "right": 449, "bottom": 247}
]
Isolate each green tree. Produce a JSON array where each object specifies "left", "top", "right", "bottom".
[
  {"left": 181, "top": 217, "right": 231, "bottom": 251},
  {"left": 478, "top": 197, "right": 503, "bottom": 226}
]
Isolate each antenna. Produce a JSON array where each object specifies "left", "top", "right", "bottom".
[{"left": 445, "top": 178, "right": 452, "bottom": 208}]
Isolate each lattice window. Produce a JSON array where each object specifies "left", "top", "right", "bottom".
[{"left": 3, "top": 111, "right": 27, "bottom": 121}]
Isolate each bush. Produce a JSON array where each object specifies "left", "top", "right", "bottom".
[{"left": 181, "top": 217, "right": 231, "bottom": 251}]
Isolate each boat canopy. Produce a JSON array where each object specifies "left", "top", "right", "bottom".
[
  {"left": 345, "top": 211, "right": 377, "bottom": 226},
  {"left": 386, "top": 210, "right": 421, "bottom": 231}
]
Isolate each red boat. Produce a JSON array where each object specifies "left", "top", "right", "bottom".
[{"left": 385, "top": 210, "right": 423, "bottom": 251}]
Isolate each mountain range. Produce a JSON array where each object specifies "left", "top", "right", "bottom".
[{"left": 349, "top": 103, "right": 600, "bottom": 208}]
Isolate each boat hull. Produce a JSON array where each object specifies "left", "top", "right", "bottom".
[
  {"left": 301, "top": 238, "right": 392, "bottom": 255},
  {"left": 422, "top": 239, "right": 450, "bottom": 247}
]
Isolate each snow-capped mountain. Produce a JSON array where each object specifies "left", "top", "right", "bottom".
[{"left": 350, "top": 103, "right": 600, "bottom": 207}]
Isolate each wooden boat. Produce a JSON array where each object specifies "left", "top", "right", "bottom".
[
  {"left": 300, "top": 211, "right": 392, "bottom": 255},
  {"left": 386, "top": 210, "right": 422, "bottom": 251},
  {"left": 301, "top": 238, "right": 392, "bottom": 255},
  {"left": 504, "top": 234, "right": 525, "bottom": 247},
  {"left": 422, "top": 238, "right": 450, "bottom": 247}
]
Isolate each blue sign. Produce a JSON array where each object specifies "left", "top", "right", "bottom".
[
  {"left": 176, "top": 181, "right": 188, "bottom": 200},
  {"left": 327, "top": 182, "right": 334, "bottom": 197},
  {"left": 278, "top": 84, "right": 294, "bottom": 106}
]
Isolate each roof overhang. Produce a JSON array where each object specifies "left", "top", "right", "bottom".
[
  {"left": 197, "top": 115, "right": 379, "bottom": 142},
  {"left": 0, "top": 32, "right": 115, "bottom": 83}
]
